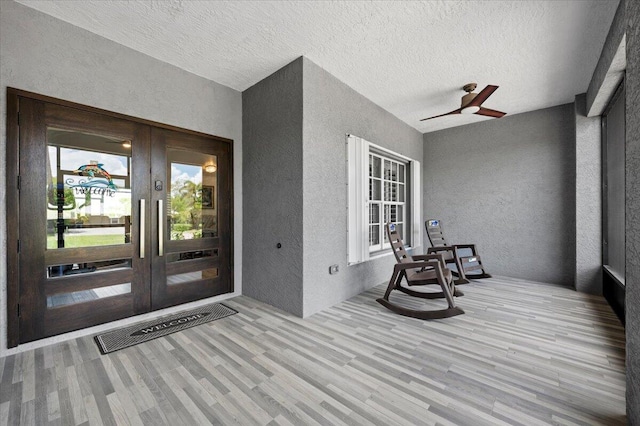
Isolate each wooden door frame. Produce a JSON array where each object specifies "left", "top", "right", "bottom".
[{"left": 5, "top": 87, "right": 234, "bottom": 348}]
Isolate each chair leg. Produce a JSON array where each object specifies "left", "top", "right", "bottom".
[
  {"left": 395, "top": 285, "right": 464, "bottom": 299},
  {"left": 452, "top": 256, "right": 470, "bottom": 284},
  {"left": 451, "top": 270, "right": 471, "bottom": 285},
  {"left": 461, "top": 252, "right": 491, "bottom": 280},
  {"left": 467, "top": 272, "right": 492, "bottom": 279},
  {"left": 377, "top": 298, "right": 464, "bottom": 319},
  {"left": 382, "top": 268, "right": 402, "bottom": 300},
  {"left": 377, "top": 270, "right": 464, "bottom": 320},
  {"left": 440, "top": 278, "right": 457, "bottom": 309},
  {"left": 462, "top": 260, "right": 492, "bottom": 279}
]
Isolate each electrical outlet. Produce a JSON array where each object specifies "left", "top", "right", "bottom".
[{"left": 329, "top": 264, "right": 339, "bottom": 275}]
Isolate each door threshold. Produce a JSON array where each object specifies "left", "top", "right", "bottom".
[{"left": 4, "top": 292, "right": 240, "bottom": 356}]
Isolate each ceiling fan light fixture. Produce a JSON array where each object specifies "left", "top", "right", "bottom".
[{"left": 461, "top": 105, "right": 480, "bottom": 114}]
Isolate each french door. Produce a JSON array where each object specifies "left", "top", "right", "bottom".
[{"left": 12, "top": 94, "right": 232, "bottom": 344}]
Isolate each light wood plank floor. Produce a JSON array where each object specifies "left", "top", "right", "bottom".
[{"left": 0, "top": 276, "right": 626, "bottom": 425}]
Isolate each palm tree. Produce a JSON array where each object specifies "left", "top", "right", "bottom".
[{"left": 170, "top": 179, "right": 203, "bottom": 230}]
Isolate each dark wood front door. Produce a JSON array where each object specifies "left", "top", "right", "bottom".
[
  {"left": 11, "top": 93, "right": 232, "bottom": 344},
  {"left": 150, "top": 128, "right": 232, "bottom": 310}
]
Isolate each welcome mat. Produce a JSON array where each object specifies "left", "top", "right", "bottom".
[{"left": 94, "top": 303, "right": 237, "bottom": 354}]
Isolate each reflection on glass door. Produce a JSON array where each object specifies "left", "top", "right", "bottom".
[
  {"left": 46, "top": 128, "right": 133, "bottom": 279},
  {"left": 167, "top": 149, "right": 218, "bottom": 240},
  {"left": 43, "top": 126, "right": 137, "bottom": 311}
]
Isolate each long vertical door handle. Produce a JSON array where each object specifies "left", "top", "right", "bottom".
[
  {"left": 158, "top": 199, "right": 164, "bottom": 256},
  {"left": 139, "top": 199, "right": 146, "bottom": 258}
]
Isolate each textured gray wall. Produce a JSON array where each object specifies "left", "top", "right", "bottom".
[
  {"left": 242, "top": 58, "right": 304, "bottom": 316},
  {"left": 423, "top": 105, "right": 576, "bottom": 286},
  {"left": 574, "top": 94, "right": 602, "bottom": 294},
  {"left": 0, "top": 1, "right": 242, "bottom": 356},
  {"left": 626, "top": 0, "right": 640, "bottom": 421},
  {"left": 302, "top": 58, "right": 423, "bottom": 317}
]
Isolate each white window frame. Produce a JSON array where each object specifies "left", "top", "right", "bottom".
[
  {"left": 368, "top": 152, "right": 406, "bottom": 253},
  {"left": 347, "top": 134, "right": 421, "bottom": 265}
]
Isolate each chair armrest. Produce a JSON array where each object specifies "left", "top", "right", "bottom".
[
  {"left": 453, "top": 244, "right": 477, "bottom": 250},
  {"left": 410, "top": 253, "right": 447, "bottom": 269},
  {"left": 393, "top": 260, "right": 440, "bottom": 272},
  {"left": 426, "top": 246, "right": 454, "bottom": 254},
  {"left": 393, "top": 260, "right": 449, "bottom": 284},
  {"left": 426, "top": 247, "right": 455, "bottom": 261}
]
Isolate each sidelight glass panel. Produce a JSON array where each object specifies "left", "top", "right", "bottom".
[
  {"left": 46, "top": 128, "right": 132, "bottom": 249},
  {"left": 167, "top": 150, "right": 218, "bottom": 240},
  {"left": 166, "top": 249, "right": 217, "bottom": 263},
  {"left": 167, "top": 269, "right": 218, "bottom": 286},
  {"left": 47, "top": 283, "right": 131, "bottom": 308},
  {"left": 47, "top": 258, "right": 132, "bottom": 278}
]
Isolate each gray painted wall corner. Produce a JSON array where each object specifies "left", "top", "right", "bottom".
[
  {"left": 242, "top": 58, "right": 304, "bottom": 317},
  {"left": 423, "top": 105, "right": 576, "bottom": 286},
  {"left": 574, "top": 94, "right": 602, "bottom": 295},
  {"left": 626, "top": 0, "right": 640, "bottom": 421},
  {"left": 301, "top": 57, "right": 423, "bottom": 317}
]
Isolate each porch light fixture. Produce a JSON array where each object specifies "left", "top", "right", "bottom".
[
  {"left": 122, "top": 140, "right": 132, "bottom": 148},
  {"left": 204, "top": 163, "right": 217, "bottom": 173}
]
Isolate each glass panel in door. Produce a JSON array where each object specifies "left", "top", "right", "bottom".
[
  {"left": 46, "top": 128, "right": 132, "bottom": 250},
  {"left": 167, "top": 149, "right": 218, "bottom": 240}
]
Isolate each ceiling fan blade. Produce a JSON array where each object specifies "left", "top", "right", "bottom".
[
  {"left": 467, "top": 85, "right": 499, "bottom": 108},
  {"left": 420, "top": 108, "right": 462, "bottom": 121},
  {"left": 476, "top": 107, "right": 506, "bottom": 118}
]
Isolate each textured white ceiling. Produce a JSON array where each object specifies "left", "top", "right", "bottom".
[{"left": 16, "top": 0, "right": 618, "bottom": 133}]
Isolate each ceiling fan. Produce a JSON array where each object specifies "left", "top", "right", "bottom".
[{"left": 421, "top": 83, "right": 506, "bottom": 121}]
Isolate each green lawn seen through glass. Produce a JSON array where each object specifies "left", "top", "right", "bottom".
[{"left": 47, "top": 234, "right": 126, "bottom": 249}]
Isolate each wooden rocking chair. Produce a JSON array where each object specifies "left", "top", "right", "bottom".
[
  {"left": 376, "top": 223, "right": 464, "bottom": 319},
  {"left": 425, "top": 219, "right": 492, "bottom": 284}
]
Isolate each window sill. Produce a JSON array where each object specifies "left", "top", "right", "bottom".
[
  {"left": 348, "top": 245, "right": 421, "bottom": 266},
  {"left": 603, "top": 264, "right": 625, "bottom": 286}
]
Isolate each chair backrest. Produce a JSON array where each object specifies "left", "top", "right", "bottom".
[
  {"left": 426, "top": 219, "right": 449, "bottom": 247},
  {"left": 386, "top": 223, "right": 419, "bottom": 279}
]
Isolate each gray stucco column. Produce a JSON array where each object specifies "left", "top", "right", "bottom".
[
  {"left": 626, "top": 0, "right": 640, "bottom": 421},
  {"left": 574, "top": 94, "right": 602, "bottom": 294}
]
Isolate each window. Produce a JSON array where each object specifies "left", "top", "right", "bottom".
[
  {"left": 368, "top": 153, "right": 406, "bottom": 251},
  {"left": 603, "top": 79, "right": 625, "bottom": 284},
  {"left": 347, "top": 135, "right": 420, "bottom": 264}
]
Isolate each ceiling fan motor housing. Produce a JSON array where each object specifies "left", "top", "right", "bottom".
[
  {"left": 461, "top": 82, "right": 478, "bottom": 107},
  {"left": 462, "top": 83, "right": 477, "bottom": 92},
  {"left": 461, "top": 92, "right": 477, "bottom": 108}
]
